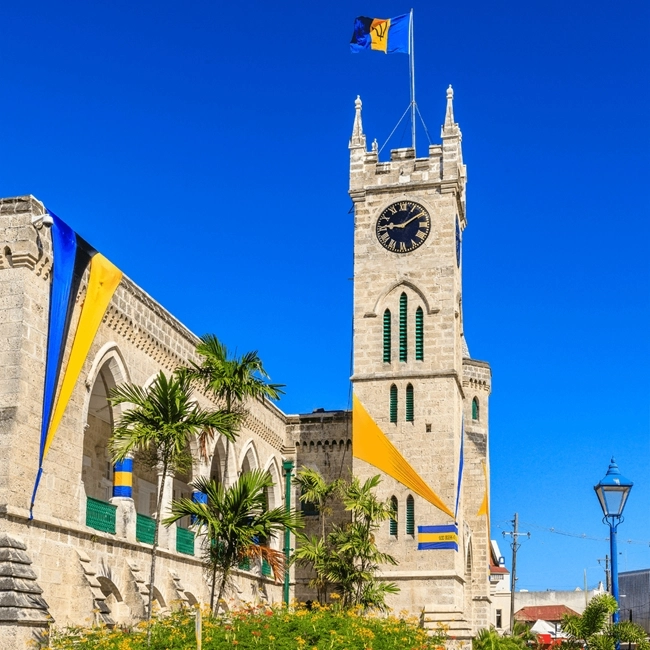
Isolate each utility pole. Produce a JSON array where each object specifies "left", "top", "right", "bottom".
[
  {"left": 598, "top": 555, "right": 611, "bottom": 593},
  {"left": 503, "top": 513, "right": 530, "bottom": 631}
]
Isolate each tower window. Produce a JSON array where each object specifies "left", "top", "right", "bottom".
[
  {"left": 472, "top": 397, "right": 479, "bottom": 421},
  {"left": 383, "top": 309, "right": 391, "bottom": 362},
  {"left": 399, "top": 293, "right": 407, "bottom": 362},
  {"left": 406, "top": 495, "right": 415, "bottom": 536},
  {"left": 496, "top": 609, "right": 502, "bottom": 629},
  {"left": 389, "top": 385, "right": 398, "bottom": 423},
  {"left": 405, "top": 384, "right": 414, "bottom": 422},
  {"left": 415, "top": 307, "right": 423, "bottom": 360},
  {"left": 389, "top": 496, "right": 398, "bottom": 537}
]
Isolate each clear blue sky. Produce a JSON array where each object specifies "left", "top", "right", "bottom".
[{"left": 2, "top": 0, "right": 648, "bottom": 592}]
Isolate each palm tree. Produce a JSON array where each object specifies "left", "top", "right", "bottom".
[
  {"left": 473, "top": 628, "right": 527, "bottom": 650},
  {"left": 163, "top": 470, "right": 303, "bottom": 613},
  {"left": 561, "top": 593, "right": 649, "bottom": 650},
  {"left": 188, "top": 334, "right": 284, "bottom": 485},
  {"left": 109, "top": 369, "right": 240, "bottom": 628}
]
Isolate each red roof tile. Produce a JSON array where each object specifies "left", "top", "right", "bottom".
[{"left": 515, "top": 605, "right": 579, "bottom": 622}]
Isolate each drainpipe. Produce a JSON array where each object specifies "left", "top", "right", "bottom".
[{"left": 282, "top": 460, "right": 294, "bottom": 606}]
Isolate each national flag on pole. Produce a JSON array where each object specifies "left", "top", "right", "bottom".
[{"left": 350, "top": 14, "right": 410, "bottom": 54}]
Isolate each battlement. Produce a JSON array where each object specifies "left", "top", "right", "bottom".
[{"left": 349, "top": 88, "right": 466, "bottom": 204}]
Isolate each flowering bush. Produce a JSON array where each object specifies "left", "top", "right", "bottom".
[{"left": 48, "top": 602, "right": 447, "bottom": 650}]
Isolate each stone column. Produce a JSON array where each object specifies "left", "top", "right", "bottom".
[
  {"left": 110, "top": 457, "right": 137, "bottom": 542},
  {"left": 157, "top": 471, "right": 175, "bottom": 551}
]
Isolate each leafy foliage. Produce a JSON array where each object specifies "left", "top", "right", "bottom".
[
  {"left": 108, "top": 369, "right": 240, "bottom": 628},
  {"left": 293, "top": 472, "right": 399, "bottom": 611},
  {"left": 473, "top": 627, "right": 528, "bottom": 650},
  {"left": 49, "top": 602, "right": 447, "bottom": 650},
  {"left": 163, "top": 471, "right": 302, "bottom": 613},
  {"left": 560, "top": 593, "right": 650, "bottom": 650}
]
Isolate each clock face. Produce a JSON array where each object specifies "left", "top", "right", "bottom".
[{"left": 375, "top": 201, "right": 431, "bottom": 253}]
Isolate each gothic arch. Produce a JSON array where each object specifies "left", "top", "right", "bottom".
[
  {"left": 239, "top": 439, "right": 260, "bottom": 474},
  {"left": 370, "top": 280, "right": 437, "bottom": 317}
]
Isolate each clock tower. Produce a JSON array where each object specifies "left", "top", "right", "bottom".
[{"left": 349, "top": 88, "right": 492, "bottom": 638}]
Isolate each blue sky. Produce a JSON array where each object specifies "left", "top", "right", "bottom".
[{"left": 2, "top": 0, "right": 648, "bottom": 591}]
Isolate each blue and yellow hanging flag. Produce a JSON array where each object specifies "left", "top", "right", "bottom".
[{"left": 350, "top": 14, "right": 410, "bottom": 54}]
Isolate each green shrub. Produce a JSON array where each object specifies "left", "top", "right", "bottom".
[{"left": 48, "top": 602, "right": 447, "bottom": 650}]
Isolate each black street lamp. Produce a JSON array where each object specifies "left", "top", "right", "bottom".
[{"left": 594, "top": 458, "right": 633, "bottom": 627}]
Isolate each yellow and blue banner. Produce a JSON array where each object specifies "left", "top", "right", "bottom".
[
  {"left": 350, "top": 14, "right": 410, "bottom": 54},
  {"left": 30, "top": 211, "right": 123, "bottom": 517},
  {"left": 418, "top": 524, "right": 459, "bottom": 551},
  {"left": 352, "top": 395, "right": 454, "bottom": 518}
]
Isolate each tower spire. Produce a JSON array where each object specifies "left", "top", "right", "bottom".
[
  {"left": 443, "top": 85, "right": 455, "bottom": 130},
  {"left": 349, "top": 95, "right": 366, "bottom": 149}
]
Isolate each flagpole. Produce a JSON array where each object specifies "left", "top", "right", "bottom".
[{"left": 409, "top": 8, "right": 415, "bottom": 152}]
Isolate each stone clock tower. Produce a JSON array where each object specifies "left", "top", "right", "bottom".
[{"left": 349, "top": 88, "right": 492, "bottom": 638}]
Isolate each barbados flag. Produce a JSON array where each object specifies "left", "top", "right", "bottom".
[{"left": 350, "top": 14, "right": 410, "bottom": 54}]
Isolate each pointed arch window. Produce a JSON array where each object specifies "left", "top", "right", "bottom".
[
  {"left": 405, "top": 384, "right": 414, "bottom": 422},
  {"left": 406, "top": 495, "right": 415, "bottom": 536},
  {"left": 389, "top": 496, "right": 398, "bottom": 537},
  {"left": 389, "top": 384, "right": 398, "bottom": 423},
  {"left": 383, "top": 309, "right": 391, "bottom": 362},
  {"left": 415, "top": 307, "right": 424, "bottom": 361},
  {"left": 399, "top": 293, "right": 408, "bottom": 362},
  {"left": 472, "top": 397, "right": 479, "bottom": 421}
]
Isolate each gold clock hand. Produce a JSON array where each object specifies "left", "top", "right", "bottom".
[{"left": 394, "top": 214, "right": 420, "bottom": 229}]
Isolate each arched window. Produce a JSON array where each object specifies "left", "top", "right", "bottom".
[
  {"left": 415, "top": 307, "right": 424, "bottom": 361},
  {"left": 406, "top": 495, "right": 415, "bottom": 536},
  {"left": 472, "top": 397, "right": 479, "bottom": 421},
  {"left": 405, "top": 384, "right": 414, "bottom": 422},
  {"left": 383, "top": 309, "right": 391, "bottom": 362},
  {"left": 389, "top": 496, "right": 398, "bottom": 537},
  {"left": 399, "top": 293, "right": 408, "bottom": 362},
  {"left": 389, "top": 384, "right": 398, "bottom": 423}
]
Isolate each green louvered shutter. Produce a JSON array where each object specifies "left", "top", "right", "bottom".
[
  {"left": 399, "top": 293, "right": 407, "bottom": 361},
  {"left": 390, "top": 496, "right": 398, "bottom": 536},
  {"left": 415, "top": 307, "right": 423, "bottom": 360},
  {"left": 406, "top": 384, "right": 414, "bottom": 422},
  {"left": 406, "top": 495, "right": 415, "bottom": 536},
  {"left": 390, "top": 385, "right": 398, "bottom": 423},
  {"left": 472, "top": 397, "right": 479, "bottom": 421},
  {"left": 383, "top": 309, "right": 391, "bottom": 362}
]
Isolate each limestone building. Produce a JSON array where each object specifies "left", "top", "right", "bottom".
[{"left": 0, "top": 87, "right": 491, "bottom": 646}]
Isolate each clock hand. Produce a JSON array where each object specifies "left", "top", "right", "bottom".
[{"left": 394, "top": 214, "right": 421, "bottom": 229}]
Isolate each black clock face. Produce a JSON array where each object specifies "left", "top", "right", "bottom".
[{"left": 375, "top": 201, "right": 431, "bottom": 253}]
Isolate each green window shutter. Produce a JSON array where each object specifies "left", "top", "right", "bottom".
[
  {"left": 399, "top": 293, "right": 408, "bottom": 361},
  {"left": 262, "top": 559, "right": 273, "bottom": 577},
  {"left": 238, "top": 557, "right": 251, "bottom": 571},
  {"left": 390, "top": 385, "right": 398, "bottom": 423},
  {"left": 472, "top": 397, "right": 479, "bottom": 421},
  {"left": 415, "top": 307, "right": 423, "bottom": 360},
  {"left": 136, "top": 513, "right": 156, "bottom": 545},
  {"left": 406, "top": 495, "right": 415, "bottom": 536},
  {"left": 383, "top": 309, "right": 391, "bottom": 362},
  {"left": 406, "top": 384, "right": 414, "bottom": 422},
  {"left": 390, "top": 496, "right": 398, "bottom": 536},
  {"left": 176, "top": 527, "right": 195, "bottom": 555},
  {"left": 86, "top": 497, "right": 117, "bottom": 535}
]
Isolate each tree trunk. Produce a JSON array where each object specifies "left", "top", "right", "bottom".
[
  {"left": 146, "top": 459, "right": 168, "bottom": 644},
  {"left": 215, "top": 568, "right": 230, "bottom": 614},
  {"left": 209, "top": 560, "right": 218, "bottom": 613}
]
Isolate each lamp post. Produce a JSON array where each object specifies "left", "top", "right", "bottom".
[
  {"left": 594, "top": 458, "right": 633, "bottom": 629},
  {"left": 282, "top": 459, "right": 294, "bottom": 606}
]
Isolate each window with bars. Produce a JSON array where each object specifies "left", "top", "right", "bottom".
[
  {"left": 405, "top": 384, "right": 414, "bottom": 422},
  {"left": 406, "top": 495, "right": 415, "bottom": 536},
  {"left": 389, "top": 496, "right": 398, "bottom": 537},
  {"left": 415, "top": 306, "right": 423, "bottom": 360},
  {"left": 383, "top": 309, "right": 391, "bottom": 362},
  {"left": 389, "top": 385, "right": 398, "bottom": 423},
  {"left": 472, "top": 397, "right": 479, "bottom": 421},
  {"left": 399, "top": 293, "right": 407, "bottom": 361}
]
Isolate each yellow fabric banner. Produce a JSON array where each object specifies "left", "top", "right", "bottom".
[
  {"left": 369, "top": 18, "right": 391, "bottom": 52},
  {"left": 352, "top": 394, "right": 454, "bottom": 518},
  {"left": 418, "top": 532, "right": 459, "bottom": 544},
  {"left": 44, "top": 254, "right": 123, "bottom": 458}
]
